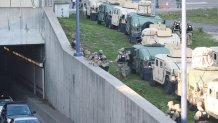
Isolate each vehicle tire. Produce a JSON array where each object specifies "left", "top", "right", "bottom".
[
  {"left": 149, "top": 78, "right": 156, "bottom": 87},
  {"left": 97, "top": 20, "right": 101, "bottom": 24},
  {"left": 130, "top": 68, "right": 136, "bottom": 74},
  {"left": 108, "top": 23, "right": 113, "bottom": 29},
  {"left": 86, "top": 11, "right": 90, "bottom": 19},
  {"left": 140, "top": 68, "right": 144, "bottom": 80},
  {"left": 175, "top": 95, "right": 181, "bottom": 101},
  {"left": 164, "top": 78, "right": 173, "bottom": 94},
  {"left": 118, "top": 23, "right": 121, "bottom": 32},
  {"left": 128, "top": 35, "right": 132, "bottom": 43},
  {"left": 188, "top": 102, "right": 197, "bottom": 111}
]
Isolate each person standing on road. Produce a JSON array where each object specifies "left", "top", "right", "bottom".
[
  {"left": 115, "top": 48, "right": 129, "bottom": 80},
  {"left": 186, "top": 22, "right": 193, "bottom": 46},
  {"left": 176, "top": 0, "right": 181, "bottom": 8},
  {"left": 71, "top": 0, "right": 76, "bottom": 9}
]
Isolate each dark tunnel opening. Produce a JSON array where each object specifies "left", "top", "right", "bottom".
[{"left": 0, "top": 44, "right": 45, "bottom": 101}]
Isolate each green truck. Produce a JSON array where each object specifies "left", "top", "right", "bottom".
[
  {"left": 125, "top": 44, "right": 169, "bottom": 81},
  {"left": 125, "top": 13, "right": 164, "bottom": 44},
  {"left": 97, "top": 2, "right": 119, "bottom": 26}
]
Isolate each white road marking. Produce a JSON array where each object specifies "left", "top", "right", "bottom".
[{"left": 186, "top": 2, "right": 208, "bottom": 5}]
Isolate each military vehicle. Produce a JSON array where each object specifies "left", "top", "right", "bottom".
[
  {"left": 125, "top": 44, "right": 169, "bottom": 81},
  {"left": 86, "top": 0, "right": 103, "bottom": 20},
  {"left": 149, "top": 46, "right": 192, "bottom": 94},
  {"left": 125, "top": 0, "right": 164, "bottom": 43},
  {"left": 109, "top": 6, "right": 136, "bottom": 32},
  {"left": 141, "top": 24, "right": 181, "bottom": 45},
  {"left": 176, "top": 47, "right": 218, "bottom": 121},
  {"left": 97, "top": 2, "right": 119, "bottom": 26}
]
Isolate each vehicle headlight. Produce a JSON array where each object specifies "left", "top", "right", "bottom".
[{"left": 7, "top": 118, "right": 12, "bottom": 123}]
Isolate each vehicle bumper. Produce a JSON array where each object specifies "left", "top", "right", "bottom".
[{"left": 129, "top": 32, "right": 141, "bottom": 44}]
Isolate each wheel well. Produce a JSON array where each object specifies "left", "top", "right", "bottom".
[
  {"left": 165, "top": 75, "right": 169, "bottom": 81},
  {"left": 141, "top": 22, "right": 154, "bottom": 31}
]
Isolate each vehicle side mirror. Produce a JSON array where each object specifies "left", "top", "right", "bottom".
[{"left": 32, "top": 111, "right": 36, "bottom": 114}]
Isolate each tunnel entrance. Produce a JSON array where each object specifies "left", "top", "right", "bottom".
[{"left": 0, "top": 44, "right": 45, "bottom": 100}]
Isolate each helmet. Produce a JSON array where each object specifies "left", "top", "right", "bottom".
[{"left": 99, "top": 50, "right": 103, "bottom": 53}]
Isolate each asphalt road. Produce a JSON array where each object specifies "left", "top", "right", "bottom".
[
  {"left": 0, "top": 74, "right": 46, "bottom": 123},
  {"left": 156, "top": 0, "right": 218, "bottom": 9}
]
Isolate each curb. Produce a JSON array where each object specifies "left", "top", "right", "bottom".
[{"left": 27, "top": 97, "right": 74, "bottom": 123}]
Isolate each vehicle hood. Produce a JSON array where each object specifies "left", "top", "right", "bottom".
[{"left": 131, "top": 14, "right": 164, "bottom": 26}]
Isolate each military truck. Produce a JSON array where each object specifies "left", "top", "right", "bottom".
[
  {"left": 125, "top": 44, "right": 169, "bottom": 81},
  {"left": 125, "top": 0, "right": 164, "bottom": 43},
  {"left": 141, "top": 24, "right": 181, "bottom": 45},
  {"left": 97, "top": 2, "right": 119, "bottom": 26},
  {"left": 86, "top": 0, "right": 103, "bottom": 21},
  {"left": 149, "top": 46, "right": 192, "bottom": 94},
  {"left": 109, "top": 6, "right": 136, "bottom": 32},
  {"left": 176, "top": 47, "right": 218, "bottom": 121}
]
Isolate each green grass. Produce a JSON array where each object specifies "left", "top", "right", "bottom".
[
  {"left": 159, "top": 8, "right": 218, "bottom": 24},
  {"left": 59, "top": 14, "right": 218, "bottom": 123}
]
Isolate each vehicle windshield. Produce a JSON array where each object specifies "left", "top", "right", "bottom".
[
  {"left": 7, "top": 104, "right": 31, "bottom": 116},
  {"left": 14, "top": 119, "right": 40, "bottom": 123}
]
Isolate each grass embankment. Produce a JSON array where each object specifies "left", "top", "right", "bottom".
[
  {"left": 59, "top": 14, "right": 218, "bottom": 122},
  {"left": 159, "top": 8, "right": 218, "bottom": 24}
]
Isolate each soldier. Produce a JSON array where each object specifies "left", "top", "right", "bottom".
[
  {"left": 115, "top": 48, "right": 129, "bottom": 80},
  {"left": 97, "top": 50, "right": 106, "bottom": 61},
  {"left": 187, "top": 23, "right": 193, "bottom": 46},
  {"left": 172, "top": 20, "right": 181, "bottom": 33},
  {"left": 98, "top": 56, "right": 110, "bottom": 71},
  {"left": 176, "top": 0, "right": 181, "bottom": 8},
  {"left": 83, "top": 49, "right": 91, "bottom": 59},
  {"left": 166, "top": 101, "right": 181, "bottom": 122}
]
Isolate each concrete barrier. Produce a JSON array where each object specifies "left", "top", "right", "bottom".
[{"left": 42, "top": 8, "right": 175, "bottom": 123}]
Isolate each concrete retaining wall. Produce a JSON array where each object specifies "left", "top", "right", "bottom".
[{"left": 42, "top": 8, "right": 175, "bottom": 123}]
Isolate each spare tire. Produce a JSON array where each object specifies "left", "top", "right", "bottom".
[{"left": 141, "top": 22, "right": 153, "bottom": 31}]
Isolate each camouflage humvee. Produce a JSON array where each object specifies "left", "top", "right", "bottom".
[
  {"left": 110, "top": 6, "right": 136, "bottom": 32},
  {"left": 97, "top": 2, "right": 119, "bottom": 26},
  {"left": 176, "top": 47, "right": 218, "bottom": 121},
  {"left": 125, "top": 0, "right": 164, "bottom": 43},
  {"left": 86, "top": 0, "right": 103, "bottom": 21},
  {"left": 149, "top": 45, "right": 192, "bottom": 94},
  {"left": 125, "top": 43, "right": 169, "bottom": 81}
]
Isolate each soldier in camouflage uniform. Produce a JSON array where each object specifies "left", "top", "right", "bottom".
[
  {"left": 172, "top": 20, "right": 181, "bottom": 37},
  {"left": 186, "top": 23, "right": 193, "bottom": 46},
  {"left": 115, "top": 48, "right": 129, "bottom": 80},
  {"left": 98, "top": 55, "right": 109, "bottom": 71}
]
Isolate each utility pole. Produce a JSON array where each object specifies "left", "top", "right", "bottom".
[
  {"left": 74, "top": 0, "right": 83, "bottom": 56},
  {"left": 181, "top": 0, "right": 187, "bottom": 122}
]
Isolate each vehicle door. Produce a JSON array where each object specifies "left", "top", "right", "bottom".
[
  {"left": 153, "top": 58, "right": 164, "bottom": 83},
  {"left": 111, "top": 9, "right": 117, "bottom": 25},
  {"left": 206, "top": 84, "right": 218, "bottom": 116},
  {"left": 126, "top": 15, "right": 131, "bottom": 33},
  {"left": 114, "top": 9, "right": 120, "bottom": 26}
]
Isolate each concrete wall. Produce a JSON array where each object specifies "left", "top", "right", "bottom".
[
  {"left": 0, "top": 8, "right": 44, "bottom": 45},
  {"left": 0, "top": 0, "right": 40, "bottom": 7},
  {"left": 42, "top": 8, "right": 175, "bottom": 123}
]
